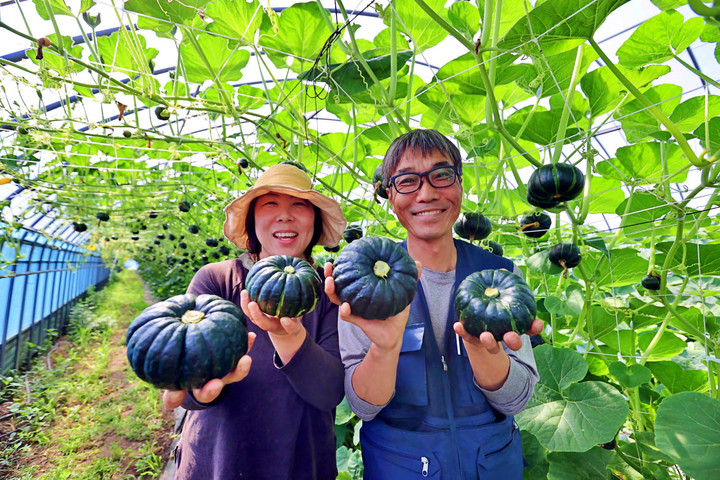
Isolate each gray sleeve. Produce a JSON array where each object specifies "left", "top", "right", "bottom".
[
  {"left": 512, "top": 263, "right": 524, "bottom": 278},
  {"left": 338, "top": 317, "right": 389, "bottom": 421},
  {"left": 476, "top": 336, "right": 539, "bottom": 416}
]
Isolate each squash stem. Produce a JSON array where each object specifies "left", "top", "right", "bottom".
[{"left": 181, "top": 310, "right": 205, "bottom": 324}]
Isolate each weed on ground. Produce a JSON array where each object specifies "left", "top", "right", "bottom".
[{"left": 0, "top": 270, "right": 174, "bottom": 480}]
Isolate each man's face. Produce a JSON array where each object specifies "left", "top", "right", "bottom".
[{"left": 387, "top": 148, "right": 463, "bottom": 244}]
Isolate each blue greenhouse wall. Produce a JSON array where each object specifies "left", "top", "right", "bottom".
[{"left": 0, "top": 223, "right": 111, "bottom": 374}]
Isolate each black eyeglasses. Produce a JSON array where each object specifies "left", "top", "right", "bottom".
[{"left": 389, "top": 165, "right": 459, "bottom": 194}]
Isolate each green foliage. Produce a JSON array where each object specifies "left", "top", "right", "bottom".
[{"left": 3, "top": 0, "right": 720, "bottom": 478}]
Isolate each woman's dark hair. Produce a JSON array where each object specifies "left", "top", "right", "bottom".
[{"left": 245, "top": 198, "right": 323, "bottom": 263}]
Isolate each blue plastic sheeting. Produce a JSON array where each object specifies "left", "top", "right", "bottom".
[{"left": 0, "top": 221, "right": 111, "bottom": 373}]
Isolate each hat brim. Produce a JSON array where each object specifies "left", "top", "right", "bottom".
[{"left": 223, "top": 185, "right": 347, "bottom": 250}]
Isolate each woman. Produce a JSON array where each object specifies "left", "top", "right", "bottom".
[{"left": 163, "top": 163, "right": 347, "bottom": 480}]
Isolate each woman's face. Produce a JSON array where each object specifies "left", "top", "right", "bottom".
[{"left": 253, "top": 192, "right": 316, "bottom": 260}]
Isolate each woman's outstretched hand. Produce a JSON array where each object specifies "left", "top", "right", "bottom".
[{"left": 162, "top": 331, "right": 256, "bottom": 409}]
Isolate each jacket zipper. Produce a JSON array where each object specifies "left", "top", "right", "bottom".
[
  {"left": 440, "top": 354, "right": 464, "bottom": 478},
  {"left": 421, "top": 456, "right": 429, "bottom": 477}
]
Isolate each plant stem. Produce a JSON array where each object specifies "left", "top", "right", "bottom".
[
  {"left": 589, "top": 38, "right": 704, "bottom": 167},
  {"left": 673, "top": 54, "right": 720, "bottom": 89},
  {"left": 551, "top": 45, "right": 584, "bottom": 165},
  {"left": 413, "top": 0, "right": 540, "bottom": 167}
]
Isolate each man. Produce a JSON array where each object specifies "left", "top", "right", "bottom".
[{"left": 325, "top": 129, "right": 542, "bottom": 479}]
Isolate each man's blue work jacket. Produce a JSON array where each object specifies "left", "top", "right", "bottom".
[{"left": 360, "top": 239, "right": 525, "bottom": 480}]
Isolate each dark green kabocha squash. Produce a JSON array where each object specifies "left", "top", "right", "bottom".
[
  {"left": 332, "top": 237, "right": 418, "bottom": 320},
  {"left": 179, "top": 201, "right": 191, "bottom": 213},
  {"left": 526, "top": 163, "right": 585, "bottom": 209},
  {"left": 482, "top": 240, "right": 504, "bottom": 257},
  {"left": 73, "top": 222, "right": 88, "bottom": 232},
  {"left": 372, "top": 165, "right": 388, "bottom": 202},
  {"left": 126, "top": 294, "right": 248, "bottom": 390},
  {"left": 205, "top": 238, "right": 219, "bottom": 248},
  {"left": 324, "top": 244, "right": 341, "bottom": 253},
  {"left": 454, "top": 212, "right": 492, "bottom": 242},
  {"left": 95, "top": 212, "right": 110, "bottom": 222},
  {"left": 519, "top": 212, "right": 552, "bottom": 238},
  {"left": 188, "top": 225, "right": 199, "bottom": 235},
  {"left": 641, "top": 273, "right": 661, "bottom": 290},
  {"left": 131, "top": 235, "right": 140, "bottom": 241},
  {"left": 237, "top": 158, "right": 249, "bottom": 171},
  {"left": 454, "top": 269, "right": 536, "bottom": 341},
  {"left": 218, "top": 245, "right": 230, "bottom": 256},
  {"left": 343, "top": 225, "right": 363, "bottom": 244},
  {"left": 155, "top": 105, "right": 171, "bottom": 121},
  {"left": 278, "top": 160, "right": 308, "bottom": 172},
  {"left": 548, "top": 242, "right": 582, "bottom": 278},
  {"left": 156, "top": 233, "right": 165, "bottom": 240},
  {"left": 148, "top": 211, "right": 159, "bottom": 219},
  {"left": 245, "top": 255, "right": 322, "bottom": 318}
]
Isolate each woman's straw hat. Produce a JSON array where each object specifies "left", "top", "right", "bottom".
[{"left": 224, "top": 163, "right": 346, "bottom": 249}]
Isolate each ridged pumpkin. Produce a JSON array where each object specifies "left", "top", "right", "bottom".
[
  {"left": 332, "top": 237, "right": 418, "bottom": 320},
  {"left": 343, "top": 225, "right": 364, "bottom": 244},
  {"left": 454, "top": 212, "right": 492, "bottom": 242},
  {"left": 126, "top": 294, "right": 249, "bottom": 390},
  {"left": 526, "top": 163, "right": 585, "bottom": 209},
  {"left": 519, "top": 212, "right": 551, "bottom": 238},
  {"left": 454, "top": 269, "right": 536, "bottom": 341},
  {"left": 548, "top": 243, "right": 582, "bottom": 278},
  {"left": 482, "top": 240, "right": 504, "bottom": 257},
  {"left": 641, "top": 274, "right": 661, "bottom": 290},
  {"left": 245, "top": 255, "right": 322, "bottom": 318},
  {"left": 373, "top": 165, "right": 388, "bottom": 201}
]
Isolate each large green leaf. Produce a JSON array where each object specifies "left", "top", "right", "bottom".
[
  {"left": 647, "top": 361, "right": 709, "bottom": 394},
  {"left": 609, "top": 361, "right": 652, "bottom": 388},
  {"left": 206, "top": 0, "right": 266, "bottom": 44},
  {"left": 580, "top": 64, "right": 670, "bottom": 118},
  {"left": 517, "top": 345, "right": 628, "bottom": 452},
  {"left": 27, "top": 34, "right": 85, "bottom": 75},
  {"left": 447, "top": 1, "right": 480, "bottom": 41},
  {"left": 669, "top": 95, "right": 720, "bottom": 134},
  {"left": 637, "top": 330, "right": 687, "bottom": 361},
  {"left": 656, "top": 241, "right": 720, "bottom": 277},
  {"left": 615, "top": 84, "right": 683, "bottom": 142},
  {"left": 588, "top": 249, "right": 649, "bottom": 287},
  {"left": 655, "top": 392, "right": 720, "bottom": 480},
  {"left": 546, "top": 448, "right": 614, "bottom": 480},
  {"left": 259, "top": 2, "right": 333, "bottom": 73},
  {"left": 614, "top": 191, "right": 673, "bottom": 239},
  {"left": 499, "top": 0, "right": 629, "bottom": 55},
  {"left": 300, "top": 51, "right": 413, "bottom": 98},
  {"left": 526, "top": 249, "right": 565, "bottom": 276},
  {"left": 125, "top": 0, "right": 205, "bottom": 28},
  {"left": 544, "top": 285, "right": 584, "bottom": 318},
  {"left": 97, "top": 31, "right": 159, "bottom": 76},
  {"left": 505, "top": 105, "right": 581, "bottom": 145},
  {"left": 179, "top": 33, "right": 250, "bottom": 83},
  {"left": 596, "top": 141, "right": 689, "bottom": 185},
  {"left": 692, "top": 116, "right": 720, "bottom": 153},
  {"left": 517, "top": 45, "right": 598, "bottom": 98},
  {"left": 586, "top": 176, "right": 625, "bottom": 214},
  {"left": 617, "top": 11, "right": 705, "bottom": 68},
  {"left": 380, "top": 0, "right": 448, "bottom": 51},
  {"left": 33, "top": 0, "right": 72, "bottom": 19}
]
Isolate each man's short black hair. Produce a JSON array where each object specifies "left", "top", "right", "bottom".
[{"left": 381, "top": 129, "right": 463, "bottom": 188}]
